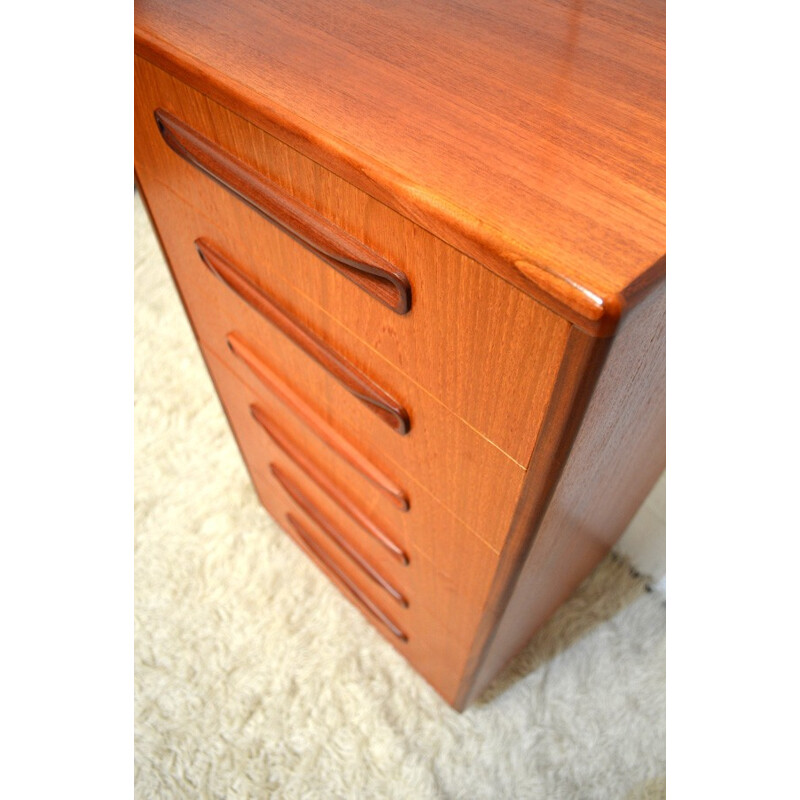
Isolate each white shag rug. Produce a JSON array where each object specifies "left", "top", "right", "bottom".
[{"left": 134, "top": 192, "right": 666, "bottom": 799}]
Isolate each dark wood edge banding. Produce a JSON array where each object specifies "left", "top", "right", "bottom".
[
  {"left": 271, "top": 463, "right": 408, "bottom": 607},
  {"left": 225, "top": 331, "right": 409, "bottom": 510},
  {"left": 250, "top": 401, "right": 409, "bottom": 565},
  {"left": 285, "top": 514, "right": 408, "bottom": 641},
  {"left": 195, "top": 238, "right": 410, "bottom": 435},
  {"left": 154, "top": 107, "right": 411, "bottom": 314}
]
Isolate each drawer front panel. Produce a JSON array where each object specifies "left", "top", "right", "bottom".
[
  {"left": 134, "top": 54, "right": 571, "bottom": 467},
  {"left": 226, "top": 330, "right": 409, "bottom": 514},
  {"left": 202, "top": 344, "right": 499, "bottom": 703},
  {"left": 155, "top": 107, "right": 412, "bottom": 316},
  {"left": 247, "top": 461, "right": 477, "bottom": 705},
  {"left": 202, "top": 341, "right": 502, "bottom": 623},
  {"left": 252, "top": 454, "right": 487, "bottom": 655},
  {"left": 269, "top": 462, "right": 409, "bottom": 609},
  {"left": 145, "top": 179, "right": 525, "bottom": 552},
  {"left": 196, "top": 237, "right": 409, "bottom": 437}
]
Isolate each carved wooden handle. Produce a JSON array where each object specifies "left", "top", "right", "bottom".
[
  {"left": 196, "top": 238, "right": 410, "bottom": 435},
  {"left": 226, "top": 332, "right": 409, "bottom": 511},
  {"left": 154, "top": 108, "right": 411, "bottom": 314},
  {"left": 285, "top": 514, "right": 407, "bottom": 641},
  {"left": 250, "top": 402, "right": 409, "bottom": 565},
  {"left": 271, "top": 464, "right": 407, "bottom": 607}
]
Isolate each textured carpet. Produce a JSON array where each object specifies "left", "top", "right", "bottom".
[{"left": 134, "top": 192, "right": 666, "bottom": 799}]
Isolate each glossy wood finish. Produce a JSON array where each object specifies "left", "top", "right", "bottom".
[
  {"left": 135, "top": 0, "right": 665, "bottom": 335},
  {"left": 133, "top": 55, "right": 571, "bottom": 467},
  {"left": 226, "top": 331, "right": 409, "bottom": 511},
  {"left": 139, "top": 175, "right": 500, "bottom": 707},
  {"left": 247, "top": 462, "right": 480, "bottom": 703},
  {"left": 460, "top": 283, "right": 666, "bottom": 708},
  {"left": 136, "top": 181, "right": 529, "bottom": 550},
  {"left": 200, "top": 340, "right": 502, "bottom": 580},
  {"left": 197, "top": 338, "right": 497, "bottom": 703},
  {"left": 156, "top": 108, "right": 411, "bottom": 314},
  {"left": 251, "top": 401, "right": 408, "bottom": 565},
  {"left": 285, "top": 514, "right": 408, "bottom": 640},
  {"left": 272, "top": 465, "right": 408, "bottom": 607},
  {"left": 196, "top": 237, "right": 410, "bottom": 435},
  {"left": 134, "top": 0, "right": 665, "bottom": 711}
]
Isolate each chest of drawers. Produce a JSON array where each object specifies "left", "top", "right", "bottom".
[{"left": 134, "top": 0, "right": 665, "bottom": 709}]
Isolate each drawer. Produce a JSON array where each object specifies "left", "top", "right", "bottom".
[
  {"left": 202, "top": 342, "right": 502, "bottom": 618},
  {"left": 202, "top": 345, "right": 500, "bottom": 704},
  {"left": 144, "top": 181, "right": 526, "bottom": 551},
  {"left": 250, "top": 454, "right": 489, "bottom": 654},
  {"left": 134, "top": 54, "right": 571, "bottom": 467},
  {"left": 246, "top": 461, "right": 478, "bottom": 705}
]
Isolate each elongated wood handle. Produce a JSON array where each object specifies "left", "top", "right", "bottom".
[
  {"left": 195, "top": 238, "right": 410, "bottom": 435},
  {"left": 251, "top": 403, "right": 409, "bottom": 565},
  {"left": 154, "top": 108, "right": 411, "bottom": 314},
  {"left": 285, "top": 514, "right": 407, "bottom": 641},
  {"left": 272, "top": 464, "right": 407, "bottom": 607},
  {"left": 226, "top": 332, "right": 409, "bottom": 511}
]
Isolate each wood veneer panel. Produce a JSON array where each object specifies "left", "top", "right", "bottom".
[
  {"left": 134, "top": 1, "right": 666, "bottom": 710},
  {"left": 196, "top": 237, "right": 410, "bottom": 436},
  {"left": 134, "top": 55, "right": 571, "bottom": 466},
  {"left": 459, "top": 282, "right": 666, "bottom": 708},
  {"left": 273, "top": 467, "right": 409, "bottom": 607},
  {"left": 155, "top": 107, "right": 412, "bottom": 315},
  {"left": 134, "top": 0, "right": 665, "bottom": 333},
  {"left": 247, "top": 461, "right": 478, "bottom": 705},
  {"left": 198, "top": 345, "right": 501, "bottom": 703},
  {"left": 201, "top": 342, "right": 502, "bottom": 609},
  {"left": 138, "top": 178, "right": 528, "bottom": 551},
  {"left": 226, "top": 330, "right": 409, "bottom": 512}
]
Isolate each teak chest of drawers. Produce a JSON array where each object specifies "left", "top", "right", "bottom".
[{"left": 134, "top": 0, "right": 665, "bottom": 709}]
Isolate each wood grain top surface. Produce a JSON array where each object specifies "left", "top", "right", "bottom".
[{"left": 135, "top": 0, "right": 665, "bottom": 335}]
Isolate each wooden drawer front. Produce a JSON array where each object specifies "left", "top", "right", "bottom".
[
  {"left": 144, "top": 181, "right": 525, "bottom": 552},
  {"left": 250, "top": 457, "right": 488, "bottom": 655},
  {"left": 134, "top": 55, "right": 571, "bottom": 467},
  {"left": 202, "top": 344, "right": 499, "bottom": 704},
  {"left": 247, "top": 462, "right": 478, "bottom": 705},
  {"left": 202, "top": 342, "right": 501, "bottom": 620}
]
